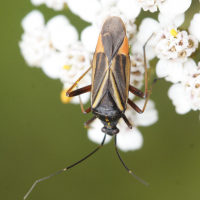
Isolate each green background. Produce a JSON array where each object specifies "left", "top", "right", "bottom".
[{"left": 1, "top": 1, "right": 200, "bottom": 200}]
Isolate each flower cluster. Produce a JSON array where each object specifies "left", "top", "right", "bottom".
[
  {"left": 168, "top": 59, "right": 200, "bottom": 114},
  {"left": 135, "top": 0, "right": 192, "bottom": 20},
  {"left": 135, "top": 0, "right": 165, "bottom": 13},
  {"left": 19, "top": 10, "right": 92, "bottom": 104},
  {"left": 155, "top": 27, "right": 197, "bottom": 62},
  {"left": 19, "top": 0, "right": 200, "bottom": 151}
]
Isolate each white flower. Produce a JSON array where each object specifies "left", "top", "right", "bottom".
[
  {"left": 41, "top": 41, "right": 91, "bottom": 85},
  {"left": 42, "top": 41, "right": 92, "bottom": 105},
  {"left": 19, "top": 10, "right": 53, "bottom": 67},
  {"left": 100, "top": 0, "right": 118, "bottom": 8},
  {"left": 168, "top": 59, "right": 200, "bottom": 114},
  {"left": 67, "top": 0, "right": 101, "bottom": 23},
  {"left": 131, "top": 18, "right": 161, "bottom": 62},
  {"left": 88, "top": 99, "right": 158, "bottom": 152},
  {"left": 135, "top": 16, "right": 198, "bottom": 85},
  {"left": 19, "top": 11, "right": 79, "bottom": 68},
  {"left": 135, "top": 0, "right": 164, "bottom": 13},
  {"left": 168, "top": 83, "right": 191, "bottom": 114},
  {"left": 46, "top": 15, "right": 78, "bottom": 51},
  {"left": 131, "top": 40, "right": 156, "bottom": 61},
  {"left": 81, "top": 25, "right": 99, "bottom": 53},
  {"left": 116, "top": 0, "right": 141, "bottom": 20},
  {"left": 135, "top": 0, "right": 191, "bottom": 20},
  {"left": 189, "top": 13, "right": 200, "bottom": 42},
  {"left": 136, "top": 18, "right": 161, "bottom": 46},
  {"left": 154, "top": 27, "right": 198, "bottom": 63},
  {"left": 31, "top": 0, "right": 68, "bottom": 11},
  {"left": 156, "top": 59, "right": 183, "bottom": 83},
  {"left": 159, "top": 0, "right": 192, "bottom": 20},
  {"left": 21, "top": 9, "right": 45, "bottom": 32},
  {"left": 158, "top": 13, "right": 185, "bottom": 28}
]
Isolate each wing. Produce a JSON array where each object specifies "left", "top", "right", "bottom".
[
  {"left": 91, "top": 34, "right": 109, "bottom": 108},
  {"left": 91, "top": 17, "right": 130, "bottom": 112},
  {"left": 109, "top": 36, "right": 130, "bottom": 111}
]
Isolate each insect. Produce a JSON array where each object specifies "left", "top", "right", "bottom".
[{"left": 24, "top": 16, "right": 161, "bottom": 199}]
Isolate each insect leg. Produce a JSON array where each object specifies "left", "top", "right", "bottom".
[
  {"left": 23, "top": 133, "right": 106, "bottom": 200},
  {"left": 114, "top": 135, "right": 148, "bottom": 186},
  {"left": 143, "top": 33, "right": 154, "bottom": 98},
  {"left": 76, "top": 86, "right": 91, "bottom": 114},
  {"left": 128, "top": 98, "right": 143, "bottom": 114},
  {"left": 128, "top": 77, "right": 165, "bottom": 113},
  {"left": 66, "top": 66, "right": 92, "bottom": 97},
  {"left": 129, "top": 34, "right": 154, "bottom": 99},
  {"left": 66, "top": 69, "right": 92, "bottom": 114},
  {"left": 84, "top": 116, "right": 97, "bottom": 128},
  {"left": 70, "top": 85, "right": 92, "bottom": 114},
  {"left": 129, "top": 33, "right": 165, "bottom": 113},
  {"left": 68, "top": 85, "right": 91, "bottom": 97},
  {"left": 122, "top": 115, "right": 132, "bottom": 129},
  {"left": 129, "top": 85, "right": 145, "bottom": 99}
]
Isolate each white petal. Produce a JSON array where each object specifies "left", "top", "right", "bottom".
[
  {"left": 45, "top": 0, "right": 66, "bottom": 10},
  {"left": 159, "top": 0, "right": 192, "bottom": 20},
  {"left": 131, "top": 40, "right": 156, "bottom": 60},
  {"left": 181, "top": 58, "right": 196, "bottom": 82},
  {"left": 173, "top": 14, "right": 185, "bottom": 27},
  {"left": 116, "top": 0, "right": 141, "bottom": 19},
  {"left": 189, "top": 13, "right": 200, "bottom": 42},
  {"left": 137, "top": 18, "right": 161, "bottom": 46},
  {"left": 30, "top": 0, "right": 44, "bottom": 6},
  {"left": 41, "top": 52, "right": 63, "bottom": 79},
  {"left": 68, "top": 0, "right": 101, "bottom": 23},
  {"left": 100, "top": 0, "right": 117, "bottom": 7},
  {"left": 156, "top": 59, "right": 169, "bottom": 77},
  {"left": 134, "top": 99, "right": 158, "bottom": 126},
  {"left": 87, "top": 120, "right": 112, "bottom": 145},
  {"left": 19, "top": 28, "right": 51, "bottom": 67},
  {"left": 168, "top": 83, "right": 191, "bottom": 114},
  {"left": 46, "top": 15, "right": 78, "bottom": 51},
  {"left": 156, "top": 59, "right": 183, "bottom": 83},
  {"left": 50, "top": 25, "right": 78, "bottom": 51},
  {"left": 21, "top": 10, "right": 45, "bottom": 32},
  {"left": 46, "top": 15, "right": 70, "bottom": 32},
  {"left": 116, "top": 127, "right": 143, "bottom": 152},
  {"left": 158, "top": 13, "right": 185, "bottom": 27},
  {"left": 81, "top": 26, "right": 99, "bottom": 52}
]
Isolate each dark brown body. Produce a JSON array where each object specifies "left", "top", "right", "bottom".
[
  {"left": 66, "top": 16, "right": 155, "bottom": 137},
  {"left": 91, "top": 17, "right": 130, "bottom": 135}
]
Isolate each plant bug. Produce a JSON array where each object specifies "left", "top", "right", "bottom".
[{"left": 24, "top": 16, "right": 161, "bottom": 199}]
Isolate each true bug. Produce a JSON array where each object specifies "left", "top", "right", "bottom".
[{"left": 24, "top": 16, "right": 161, "bottom": 199}]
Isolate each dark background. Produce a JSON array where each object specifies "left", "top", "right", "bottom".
[{"left": 1, "top": 0, "right": 200, "bottom": 200}]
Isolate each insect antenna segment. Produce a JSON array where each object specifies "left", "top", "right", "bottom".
[
  {"left": 114, "top": 135, "right": 149, "bottom": 186},
  {"left": 23, "top": 134, "right": 107, "bottom": 199}
]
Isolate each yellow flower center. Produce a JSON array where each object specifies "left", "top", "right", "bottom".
[
  {"left": 170, "top": 29, "right": 178, "bottom": 37},
  {"left": 63, "top": 65, "right": 71, "bottom": 70},
  {"left": 60, "top": 89, "right": 72, "bottom": 104}
]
